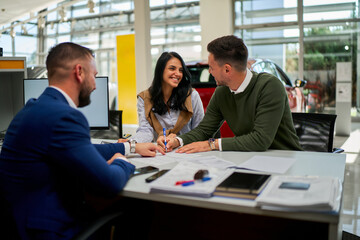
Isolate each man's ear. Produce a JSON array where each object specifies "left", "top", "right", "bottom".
[
  {"left": 224, "top": 63, "right": 232, "bottom": 73},
  {"left": 74, "top": 64, "right": 84, "bottom": 83}
]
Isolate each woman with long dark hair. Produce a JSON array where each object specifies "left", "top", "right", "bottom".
[{"left": 132, "top": 51, "right": 204, "bottom": 143}]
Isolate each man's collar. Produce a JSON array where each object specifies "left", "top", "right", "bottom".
[
  {"left": 230, "top": 68, "right": 253, "bottom": 94},
  {"left": 49, "top": 86, "right": 77, "bottom": 108}
]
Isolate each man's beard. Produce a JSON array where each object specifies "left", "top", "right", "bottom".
[{"left": 78, "top": 84, "right": 92, "bottom": 108}]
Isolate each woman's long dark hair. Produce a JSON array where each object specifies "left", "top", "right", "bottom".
[{"left": 149, "top": 52, "right": 192, "bottom": 115}]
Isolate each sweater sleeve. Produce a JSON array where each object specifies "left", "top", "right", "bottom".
[
  {"left": 222, "top": 75, "right": 288, "bottom": 151},
  {"left": 180, "top": 87, "right": 225, "bottom": 145}
]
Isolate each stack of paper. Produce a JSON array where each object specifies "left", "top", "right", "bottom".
[
  {"left": 149, "top": 161, "right": 234, "bottom": 198},
  {"left": 255, "top": 175, "right": 342, "bottom": 212}
]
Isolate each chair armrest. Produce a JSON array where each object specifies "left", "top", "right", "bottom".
[
  {"left": 73, "top": 211, "right": 123, "bottom": 240},
  {"left": 332, "top": 148, "right": 344, "bottom": 154}
]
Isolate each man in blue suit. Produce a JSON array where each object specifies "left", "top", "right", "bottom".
[{"left": 0, "top": 42, "right": 164, "bottom": 239}]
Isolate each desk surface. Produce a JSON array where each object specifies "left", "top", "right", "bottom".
[{"left": 124, "top": 150, "right": 346, "bottom": 225}]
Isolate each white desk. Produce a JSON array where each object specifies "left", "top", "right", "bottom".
[{"left": 123, "top": 150, "right": 346, "bottom": 240}]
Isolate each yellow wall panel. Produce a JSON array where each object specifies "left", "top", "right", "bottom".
[{"left": 116, "top": 34, "right": 138, "bottom": 125}]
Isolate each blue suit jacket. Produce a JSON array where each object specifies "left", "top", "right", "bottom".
[{"left": 0, "top": 87, "right": 135, "bottom": 239}]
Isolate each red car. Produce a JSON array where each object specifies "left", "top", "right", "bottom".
[
  {"left": 303, "top": 80, "right": 325, "bottom": 112},
  {"left": 187, "top": 59, "right": 307, "bottom": 137}
]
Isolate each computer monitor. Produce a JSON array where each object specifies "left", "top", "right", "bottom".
[{"left": 23, "top": 77, "right": 109, "bottom": 130}]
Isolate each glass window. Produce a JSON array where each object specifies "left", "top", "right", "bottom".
[
  {"left": 0, "top": 34, "right": 13, "bottom": 56},
  {"left": 235, "top": 0, "right": 297, "bottom": 26},
  {"left": 15, "top": 35, "right": 37, "bottom": 65},
  {"left": 234, "top": 0, "right": 360, "bottom": 115},
  {"left": 303, "top": 1, "right": 357, "bottom": 21}
]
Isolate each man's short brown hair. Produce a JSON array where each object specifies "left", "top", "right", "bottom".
[
  {"left": 46, "top": 42, "right": 94, "bottom": 79},
  {"left": 207, "top": 35, "right": 248, "bottom": 71}
]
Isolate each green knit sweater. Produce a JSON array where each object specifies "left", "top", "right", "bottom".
[{"left": 180, "top": 72, "right": 302, "bottom": 151}]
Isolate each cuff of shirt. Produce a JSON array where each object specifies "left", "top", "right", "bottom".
[
  {"left": 115, "top": 156, "right": 130, "bottom": 163},
  {"left": 176, "top": 137, "right": 184, "bottom": 147},
  {"left": 123, "top": 142, "right": 130, "bottom": 155},
  {"left": 218, "top": 139, "right": 223, "bottom": 151}
]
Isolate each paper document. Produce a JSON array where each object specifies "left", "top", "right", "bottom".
[
  {"left": 236, "top": 156, "right": 296, "bottom": 174},
  {"left": 188, "top": 156, "right": 236, "bottom": 169},
  {"left": 256, "top": 175, "right": 341, "bottom": 212},
  {"left": 149, "top": 161, "right": 234, "bottom": 198},
  {"left": 129, "top": 152, "right": 202, "bottom": 167},
  {"left": 130, "top": 153, "right": 177, "bottom": 166}
]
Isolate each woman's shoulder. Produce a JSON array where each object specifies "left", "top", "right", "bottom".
[
  {"left": 138, "top": 89, "right": 151, "bottom": 99},
  {"left": 190, "top": 88, "right": 200, "bottom": 96}
]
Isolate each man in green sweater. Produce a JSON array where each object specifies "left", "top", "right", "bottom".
[{"left": 160, "top": 35, "right": 302, "bottom": 153}]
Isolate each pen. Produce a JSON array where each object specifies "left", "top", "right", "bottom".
[
  {"left": 163, "top": 127, "right": 167, "bottom": 152},
  {"left": 175, "top": 180, "right": 194, "bottom": 185},
  {"left": 174, "top": 177, "right": 212, "bottom": 186}
]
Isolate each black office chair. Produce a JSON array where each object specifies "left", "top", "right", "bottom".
[
  {"left": 109, "top": 110, "right": 123, "bottom": 139},
  {"left": 73, "top": 211, "right": 123, "bottom": 240},
  {"left": 0, "top": 193, "right": 21, "bottom": 240},
  {"left": 292, "top": 112, "right": 344, "bottom": 153}
]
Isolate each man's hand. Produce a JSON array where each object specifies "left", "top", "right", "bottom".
[
  {"left": 108, "top": 153, "right": 127, "bottom": 165},
  {"left": 136, "top": 142, "right": 165, "bottom": 157},
  {"left": 176, "top": 141, "right": 211, "bottom": 154},
  {"left": 117, "top": 138, "right": 129, "bottom": 143}
]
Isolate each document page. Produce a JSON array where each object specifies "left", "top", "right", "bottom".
[
  {"left": 149, "top": 161, "right": 234, "bottom": 198},
  {"left": 188, "top": 156, "right": 236, "bottom": 169},
  {"left": 256, "top": 175, "right": 341, "bottom": 212},
  {"left": 236, "top": 156, "right": 296, "bottom": 174},
  {"left": 129, "top": 152, "right": 201, "bottom": 167}
]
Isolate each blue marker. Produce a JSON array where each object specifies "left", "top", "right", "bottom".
[{"left": 163, "top": 127, "right": 167, "bottom": 152}]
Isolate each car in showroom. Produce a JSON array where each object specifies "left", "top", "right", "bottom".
[{"left": 187, "top": 59, "right": 307, "bottom": 137}]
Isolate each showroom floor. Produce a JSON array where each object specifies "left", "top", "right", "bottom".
[{"left": 335, "top": 122, "right": 360, "bottom": 236}]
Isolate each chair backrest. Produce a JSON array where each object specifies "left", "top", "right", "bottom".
[
  {"left": 90, "top": 110, "right": 123, "bottom": 139},
  {"left": 0, "top": 193, "right": 21, "bottom": 239},
  {"left": 292, "top": 112, "right": 337, "bottom": 152},
  {"left": 109, "top": 110, "right": 123, "bottom": 138}
]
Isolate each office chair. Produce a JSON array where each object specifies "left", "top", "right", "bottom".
[
  {"left": 0, "top": 193, "right": 21, "bottom": 240},
  {"left": 292, "top": 112, "right": 344, "bottom": 153},
  {"left": 109, "top": 110, "right": 123, "bottom": 139},
  {"left": 73, "top": 211, "right": 123, "bottom": 240}
]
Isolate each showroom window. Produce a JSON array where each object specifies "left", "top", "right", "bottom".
[{"left": 234, "top": 0, "right": 360, "bottom": 116}]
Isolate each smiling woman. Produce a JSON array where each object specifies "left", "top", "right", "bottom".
[{"left": 131, "top": 51, "right": 205, "bottom": 144}]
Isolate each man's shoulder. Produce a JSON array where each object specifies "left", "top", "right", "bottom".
[
  {"left": 251, "top": 72, "right": 283, "bottom": 88},
  {"left": 214, "top": 86, "right": 230, "bottom": 94},
  {"left": 251, "top": 71, "right": 278, "bottom": 81}
]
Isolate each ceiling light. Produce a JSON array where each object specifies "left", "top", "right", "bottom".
[
  {"left": 38, "top": 16, "right": 46, "bottom": 29},
  {"left": 21, "top": 25, "right": 28, "bottom": 35},
  {"left": 88, "top": 0, "right": 95, "bottom": 13},
  {"left": 10, "top": 28, "right": 15, "bottom": 38},
  {"left": 59, "top": 7, "right": 67, "bottom": 22},
  {"left": 71, "top": 20, "right": 76, "bottom": 29},
  {"left": 169, "top": 4, "right": 177, "bottom": 15}
]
